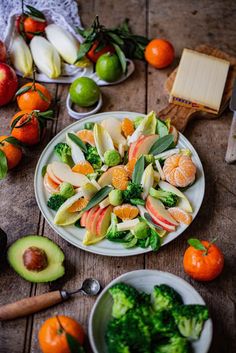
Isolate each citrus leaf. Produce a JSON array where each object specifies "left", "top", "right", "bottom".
[
  {"left": 113, "top": 43, "right": 126, "bottom": 73},
  {"left": 66, "top": 332, "right": 85, "bottom": 353},
  {"left": 25, "top": 5, "right": 46, "bottom": 19},
  {"left": 83, "top": 186, "right": 113, "bottom": 212},
  {"left": 132, "top": 155, "right": 144, "bottom": 184},
  {"left": 0, "top": 150, "right": 8, "bottom": 180},
  {"left": 38, "top": 110, "right": 54, "bottom": 119},
  {"left": 68, "top": 133, "right": 87, "bottom": 153},
  {"left": 15, "top": 85, "right": 32, "bottom": 97},
  {"left": 3, "top": 136, "right": 24, "bottom": 147},
  {"left": 76, "top": 42, "right": 93, "bottom": 61},
  {"left": 10, "top": 114, "right": 25, "bottom": 131},
  {"left": 188, "top": 238, "right": 207, "bottom": 251},
  {"left": 37, "top": 89, "right": 50, "bottom": 103},
  {"left": 41, "top": 165, "right": 47, "bottom": 177},
  {"left": 149, "top": 135, "right": 174, "bottom": 155},
  {"left": 14, "top": 116, "right": 32, "bottom": 129},
  {"left": 108, "top": 32, "right": 124, "bottom": 46}
]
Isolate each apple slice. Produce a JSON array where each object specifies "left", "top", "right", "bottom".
[
  {"left": 44, "top": 173, "right": 60, "bottom": 194},
  {"left": 80, "top": 210, "right": 90, "bottom": 227},
  {"left": 51, "top": 161, "right": 89, "bottom": 187},
  {"left": 98, "top": 165, "right": 125, "bottom": 187},
  {"left": 158, "top": 180, "right": 193, "bottom": 213},
  {"left": 85, "top": 206, "right": 99, "bottom": 231},
  {"left": 128, "top": 135, "right": 145, "bottom": 160},
  {"left": 149, "top": 215, "right": 176, "bottom": 232},
  {"left": 91, "top": 207, "right": 104, "bottom": 235},
  {"left": 146, "top": 196, "right": 178, "bottom": 226},
  {"left": 130, "top": 134, "right": 158, "bottom": 160},
  {"left": 47, "top": 164, "right": 62, "bottom": 184},
  {"left": 96, "top": 205, "right": 113, "bottom": 237}
]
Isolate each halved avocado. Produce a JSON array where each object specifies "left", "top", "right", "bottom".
[{"left": 7, "top": 235, "right": 65, "bottom": 283}]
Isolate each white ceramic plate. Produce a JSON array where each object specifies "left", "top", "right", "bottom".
[
  {"left": 34, "top": 111, "right": 205, "bottom": 257},
  {"left": 89, "top": 270, "right": 213, "bottom": 353}
]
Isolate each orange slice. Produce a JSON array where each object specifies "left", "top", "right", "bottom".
[
  {"left": 68, "top": 197, "right": 89, "bottom": 213},
  {"left": 112, "top": 167, "right": 129, "bottom": 190},
  {"left": 76, "top": 129, "right": 95, "bottom": 146},
  {"left": 125, "top": 158, "right": 137, "bottom": 179},
  {"left": 72, "top": 161, "right": 94, "bottom": 175},
  {"left": 114, "top": 204, "right": 139, "bottom": 221},
  {"left": 168, "top": 207, "right": 192, "bottom": 225},
  {"left": 121, "top": 118, "right": 135, "bottom": 137}
]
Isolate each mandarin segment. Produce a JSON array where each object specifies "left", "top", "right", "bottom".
[
  {"left": 121, "top": 118, "right": 135, "bottom": 137},
  {"left": 68, "top": 197, "right": 89, "bottom": 213},
  {"left": 111, "top": 167, "right": 129, "bottom": 190},
  {"left": 76, "top": 129, "right": 95, "bottom": 146},
  {"left": 114, "top": 204, "right": 139, "bottom": 221},
  {"left": 125, "top": 158, "right": 137, "bottom": 179},
  {"left": 163, "top": 154, "right": 196, "bottom": 187},
  {"left": 168, "top": 207, "right": 192, "bottom": 225},
  {"left": 72, "top": 161, "right": 94, "bottom": 175}
]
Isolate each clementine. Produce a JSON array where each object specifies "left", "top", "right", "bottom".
[
  {"left": 145, "top": 39, "right": 174, "bottom": 69},
  {"left": 16, "top": 83, "right": 52, "bottom": 111}
]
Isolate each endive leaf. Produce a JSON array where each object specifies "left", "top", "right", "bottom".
[
  {"left": 94, "top": 123, "right": 114, "bottom": 161},
  {"left": 141, "top": 164, "right": 154, "bottom": 199},
  {"left": 128, "top": 111, "right": 157, "bottom": 144}
]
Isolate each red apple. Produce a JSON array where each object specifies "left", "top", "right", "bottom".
[
  {"left": 0, "top": 40, "right": 7, "bottom": 63},
  {"left": 96, "top": 205, "right": 113, "bottom": 237},
  {"left": 0, "top": 63, "right": 18, "bottom": 106},
  {"left": 146, "top": 195, "right": 178, "bottom": 226},
  {"left": 129, "top": 134, "right": 158, "bottom": 160},
  {"left": 80, "top": 210, "right": 90, "bottom": 227},
  {"left": 85, "top": 206, "right": 99, "bottom": 231}
]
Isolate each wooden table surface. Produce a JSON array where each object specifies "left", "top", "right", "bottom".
[{"left": 0, "top": 1, "right": 236, "bottom": 352}]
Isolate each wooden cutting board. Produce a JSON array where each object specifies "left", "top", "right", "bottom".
[{"left": 157, "top": 44, "right": 236, "bottom": 131}]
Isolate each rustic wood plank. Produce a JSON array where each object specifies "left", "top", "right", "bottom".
[
  {"left": 146, "top": 1, "right": 236, "bottom": 353},
  {"left": 29, "top": 1, "right": 147, "bottom": 352},
  {"left": 0, "top": 81, "right": 57, "bottom": 353}
]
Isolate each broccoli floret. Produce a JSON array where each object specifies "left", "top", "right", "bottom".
[
  {"left": 152, "top": 284, "right": 183, "bottom": 311},
  {"left": 84, "top": 144, "right": 102, "bottom": 170},
  {"left": 54, "top": 143, "right": 74, "bottom": 167},
  {"left": 106, "top": 214, "right": 128, "bottom": 242},
  {"left": 59, "top": 182, "right": 75, "bottom": 199},
  {"left": 47, "top": 194, "right": 66, "bottom": 211},
  {"left": 104, "top": 149, "right": 121, "bottom": 166},
  {"left": 154, "top": 334, "right": 191, "bottom": 353},
  {"left": 149, "top": 187, "right": 178, "bottom": 207},
  {"left": 172, "top": 304, "right": 209, "bottom": 340},
  {"left": 109, "top": 282, "right": 139, "bottom": 318},
  {"left": 106, "top": 319, "right": 131, "bottom": 353},
  {"left": 109, "top": 190, "right": 123, "bottom": 206},
  {"left": 151, "top": 310, "right": 177, "bottom": 338},
  {"left": 123, "top": 182, "right": 143, "bottom": 202},
  {"left": 84, "top": 122, "right": 95, "bottom": 130},
  {"left": 133, "top": 221, "right": 150, "bottom": 239}
]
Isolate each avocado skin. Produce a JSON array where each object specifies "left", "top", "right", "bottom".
[
  {"left": 7, "top": 235, "right": 65, "bottom": 283},
  {"left": 0, "top": 228, "right": 7, "bottom": 257}
]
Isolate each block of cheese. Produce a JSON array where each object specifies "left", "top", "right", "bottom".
[{"left": 169, "top": 49, "right": 230, "bottom": 114}]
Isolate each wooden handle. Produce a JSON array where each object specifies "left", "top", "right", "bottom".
[
  {"left": 225, "top": 114, "right": 236, "bottom": 163},
  {"left": 157, "top": 103, "right": 198, "bottom": 132},
  {"left": 0, "top": 291, "right": 63, "bottom": 320}
]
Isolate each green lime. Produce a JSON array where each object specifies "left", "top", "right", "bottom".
[
  {"left": 69, "top": 77, "right": 100, "bottom": 107},
  {"left": 96, "top": 53, "right": 122, "bottom": 82}
]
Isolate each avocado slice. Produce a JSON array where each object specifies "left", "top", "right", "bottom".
[{"left": 7, "top": 235, "right": 65, "bottom": 283}]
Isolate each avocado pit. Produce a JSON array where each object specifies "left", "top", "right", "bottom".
[{"left": 23, "top": 246, "right": 48, "bottom": 272}]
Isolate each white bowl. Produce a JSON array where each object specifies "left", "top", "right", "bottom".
[{"left": 89, "top": 270, "right": 213, "bottom": 353}]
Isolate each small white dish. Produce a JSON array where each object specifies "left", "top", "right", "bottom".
[
  {"left": 66, "top": 93, "right": 103, "bottom": 120},
  {"left": 34, "top": 111, "right": 205, "bottom": 257},
  {"left": 89, "top": 270, "right": 213, "bottom": 353}
]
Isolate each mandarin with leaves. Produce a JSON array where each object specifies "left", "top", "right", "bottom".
[
  {"left": 16, "top": 5, "right": 47, "bottom": 40},
  {"left": 0, "top": 136, "right": 22, "bottom": 179},
  {"left": 38, "top": 315, "right": 85, "bottom": 353},
  {"left": 11, "top": 109, "right": 53, "bottom": 145},
  {"left": 183, "top": 238, "right": 224, "bottom": 281},
  {"left": 16, "top": 82, "right": 52, "bottom": 111}
]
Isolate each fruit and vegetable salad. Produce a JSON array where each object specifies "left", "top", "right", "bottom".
[
  {"left": 105, "top": 282, "right": 209, "bottom": 352},
  {"left": 43, "top": 111, "right": 197, "bottom": 251}
]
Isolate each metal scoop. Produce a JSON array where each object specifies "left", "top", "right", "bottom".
[{"left": 0, "top": 278, "right": 101, "bottom": 321}]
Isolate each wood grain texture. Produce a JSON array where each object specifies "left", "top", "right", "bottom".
[{"left": 0, "top": 1, "right": 235, "bottom": 353}]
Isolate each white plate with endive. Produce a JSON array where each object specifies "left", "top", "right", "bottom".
[{"left": 34, "top": 111, "right": 205, "bottom": 257}]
